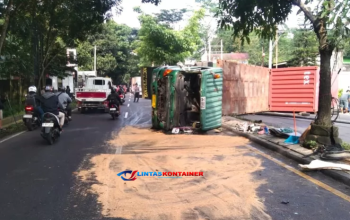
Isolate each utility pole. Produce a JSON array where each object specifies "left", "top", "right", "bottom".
[
  {"left": 268, "top": 40, "right": 273, "bottom": 69},
  {"left": 94, "top": 45, "right": 97, "bottom": 74},
  {"left": 275, "top": 30, "right": 278, "bottom": 68},
  {"left": 261, "top": 47, "right": 265, "bottom": 66}
]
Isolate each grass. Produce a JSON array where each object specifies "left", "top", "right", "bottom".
[
  {"left": 341, "top": 142, "right": 350, "bottom": 150},
  {"left": 0, "top": 123, "right": 26, "bottom": 140}
]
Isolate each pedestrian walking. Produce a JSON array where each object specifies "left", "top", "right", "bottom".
[
  {"left": 340, "top": 90, "right": 350, "bottom": 113},
  {"left": 134, "top": 84, "right": 140, "bottom": 103},
  {"left": 66, "top": 86, "right": 71, "bottom": 97},
  {"left": 0, "top": 95, "right": 4, "bottom": 130}
]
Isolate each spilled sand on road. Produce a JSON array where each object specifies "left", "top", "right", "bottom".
[{"left": 76, "top": 126, "right": 271, "bottom": 220}]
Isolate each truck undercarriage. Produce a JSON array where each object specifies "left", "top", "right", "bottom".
[{"left": 175, "top": 72, "right": 201, "bottom": 128}]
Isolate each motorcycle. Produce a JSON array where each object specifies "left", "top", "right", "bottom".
[
  {"left": 22, "top": 105, "right": 41, "bottom": 131},
  {"left": 109, "top": 104, "right": 120, "bottom": 120},
  {"left": 119, "top": 93, "right": 126, "bottom": 105},
  {"left": 41, "top": 112, "right": 61, "bottom": 145}
]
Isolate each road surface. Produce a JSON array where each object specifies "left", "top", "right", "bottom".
[
  {"left": 1, "top": 95, "right": 350, "bottom": 219},
  {"left": 241, "top": 114, "right": 350, "bottom": 143}
]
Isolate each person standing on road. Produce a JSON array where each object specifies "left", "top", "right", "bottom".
[
  {"left": 340, "top": 90, "right": 350, "bottom": 113},
  {"left": 134, "top": 84, "right": 140, "bottom": 103},
  {"left": 0, "top": 95, "right": 3, "bottom": 130}
]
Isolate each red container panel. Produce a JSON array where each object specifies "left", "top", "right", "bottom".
[
  {"left": 222, "top": 61, "right": 270, "bottom": 115},
  {"left": 269, "top": 66, "right": 319, "bottom": 112},
  {"left": 76, "top": 92, "right": 107, "bottom": 99}
]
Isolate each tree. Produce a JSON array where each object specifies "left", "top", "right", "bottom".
[
  {"left": 154, "top": 9, "right": 188, "bottom": 28},
  {"left": 289, "top": 29, "right": 319, "bottom": 67},
  {"left": 217, "top": 0, "right": 350, "bottom": 127},
  {"left": 136, "top": 9, "right": 205, "bottom": 65},
  {"left": 0, "top": 0, "right": 121, "bottom": 87},
  {"left": 141, "top": 0, "right": 161, "bottom": 5},
  {"left": 77, "top": 21, "right": 139, "bottom": 84}
]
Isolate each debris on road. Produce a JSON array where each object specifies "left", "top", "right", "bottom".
[
  {"left": 299, "top": 160, "right": 350, "bottom": 171},
  {"left": 281, "top": 201, "right": 289, "bottom": 205},
  {"left": 75, "top": 126, "right": 272, "bottom": 220}
]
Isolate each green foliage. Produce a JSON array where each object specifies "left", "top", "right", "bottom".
[
  {"left": 0, "top": 0, "right": 121, "bottom": 87},
  {"left": 303, "top": 140, "right": 318, "bottom": 149},
  {"left": 288, "top": 29, "right": 318, "bottom": 67},
  {"left": 342, "top": 142, "right": 350, "bottom": 150},
  {"left": 154, "top": 9, "right": 188, "bottom": 27},
  {"left": 76, "top": 21, "right": 140, "bottom": 84},
  {"left": 141, "top": 0, "right": 161, "bottom": 5},
  {"left": 136, "top": 9, "right": 205, "bottom": 65}
]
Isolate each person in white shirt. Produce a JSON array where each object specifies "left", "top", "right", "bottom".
[{"left": 134, "top": 84, "right": 140, "bottom": 102}]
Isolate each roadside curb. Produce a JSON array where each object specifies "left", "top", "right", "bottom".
[
  {"left": 256, "top": 112, "right": 350, "bottom": 125},
  {"left": 222, "top": 124, "right": 350, "bottom": 187}
]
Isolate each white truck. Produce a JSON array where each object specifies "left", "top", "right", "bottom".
[{"left": 75, "top": 76, "right": 112, "bottom": 113}]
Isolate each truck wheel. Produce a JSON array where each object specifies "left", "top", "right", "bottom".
[{"left": 81, "top": 108, "right": 86, "bottom": 114}]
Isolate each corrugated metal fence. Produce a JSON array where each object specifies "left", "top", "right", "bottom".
[{"left": 222, "top": 61, "right": 270, "bottom": 115}]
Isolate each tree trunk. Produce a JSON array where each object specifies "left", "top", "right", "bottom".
[
  {"left": 313, "top": 18, "right": 333, "bottom": 127},
  {"left": 0, "top": 0, "right": 13, "bottom": 55},
  {"left": 315, "top": 48, "right": 333, "bottom": 126}
]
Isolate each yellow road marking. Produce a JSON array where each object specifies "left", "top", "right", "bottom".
[{"left": 245, "top": 144, "right": 350, "bottom": 203}]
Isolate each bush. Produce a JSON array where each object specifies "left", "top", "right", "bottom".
[
  {"left": 341, "top": 142, "right": 350, "bottom": 150},
  {"left": 2, "top": 100, "right": 24, "bottom": 118},
  {"left": 303, "top": 140, "right": 318, "bottom": 149}
]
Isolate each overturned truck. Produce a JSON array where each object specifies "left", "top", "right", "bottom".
[{"left": 151, "top": 66, "right": 223, "bottom": 133}]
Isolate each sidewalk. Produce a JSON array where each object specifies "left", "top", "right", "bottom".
[
  {"left": 222, "top": 116, "right": 350, "bottom": 187},
  {"left": 1, "top": 113, "right": 23, "bottom": 128},
  {"left": 258, "top": 112, "right": 350, "bottom": 124}
]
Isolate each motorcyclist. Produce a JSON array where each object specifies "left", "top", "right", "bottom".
[
  {"left": 42, "top": 85, "right": 65, "bottom": 131},
  {"left": 107, "top": 88, "right": 121, "bottom": 112},
  {"left": 55, "top": 86, "right": 72, "bottom": 120},
  {"left": 25, "top": 86, "right": 44, "bottom": 119}
]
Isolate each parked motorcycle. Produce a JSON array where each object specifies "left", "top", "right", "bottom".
[
  {"left": 109, "top": 104, "right": 120, "bottom": 120},
  {"left": 22, "top": 105, "right": 41, "bottom": 131},
  {"left": 41, "top": 112, "right": 61, "bottom": 145}
]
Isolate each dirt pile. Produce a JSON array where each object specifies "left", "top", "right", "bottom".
[{"left": 76, "top": 126, "right": 271, "bottom": 220}]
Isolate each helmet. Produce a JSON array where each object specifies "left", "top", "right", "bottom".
[
  {"left": 111, "top": 88, "right": 116, "bottom": 94},
  {"left": 45, "top": 85, "right": 53, "bottom": 92},
  {"left": 60, "top": 86, "right": 66, "bottom": 92},
  {"left": 28, "top": 86, "right": 37, "bottom": 93}
]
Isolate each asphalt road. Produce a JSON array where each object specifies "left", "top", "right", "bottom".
[
  {"left": 240, "top": 114, "right": 350, "bottom": 143},
  {"left": 0, "top": 95, "right": 350, "bottom": 219}
]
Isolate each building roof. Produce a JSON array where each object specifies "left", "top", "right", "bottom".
[{"left": 210, "top": 53, "right": 249, "bottom": 60}]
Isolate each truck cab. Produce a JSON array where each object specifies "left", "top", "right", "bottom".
[{"left": 151, "top": 66, "right": 223, "bottom": 132}]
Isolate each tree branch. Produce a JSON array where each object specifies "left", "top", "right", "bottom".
[{"left": 292, "top": 0, "right": 316, "bottom": 23}]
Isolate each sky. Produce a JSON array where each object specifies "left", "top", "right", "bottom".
[{"left": 113, "top": 0, "right": 303, "bottom": 29}]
